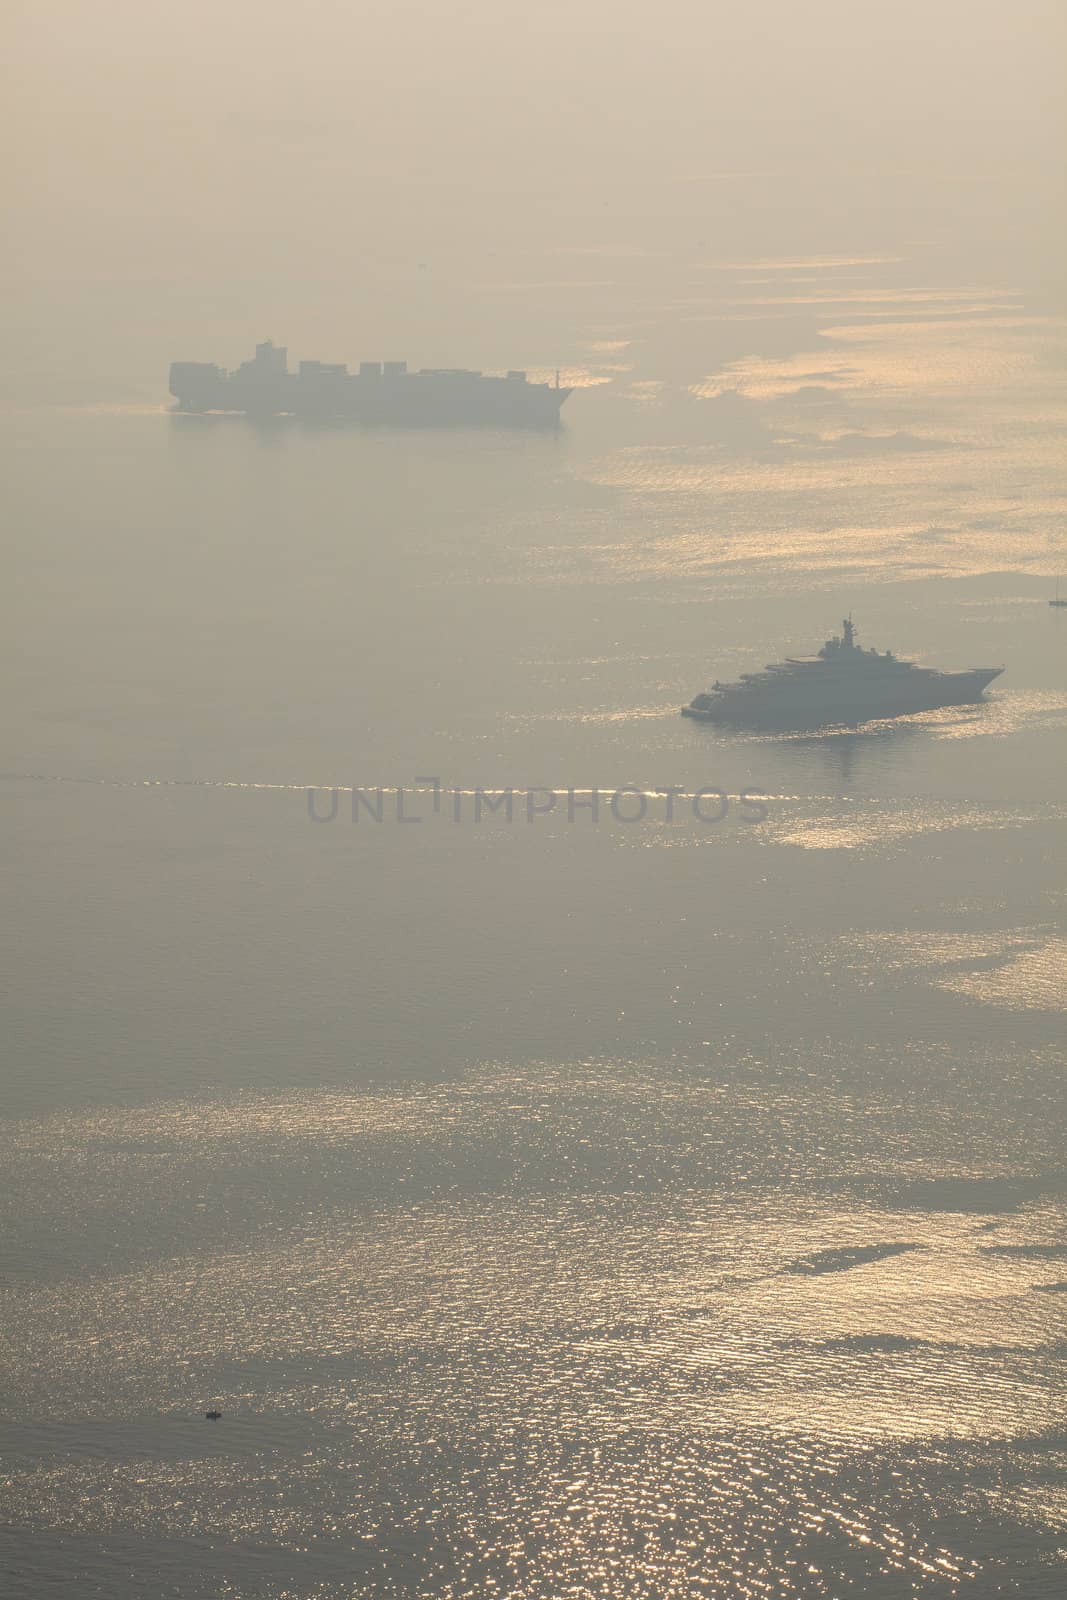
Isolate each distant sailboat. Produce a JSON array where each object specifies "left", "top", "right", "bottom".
[{"left": 1051, "top": 580, "right": 1067, "bottom": 608}]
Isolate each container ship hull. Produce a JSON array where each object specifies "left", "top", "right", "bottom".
[{"left": 169, "top": 343, "right": 571, "bottom": 428}]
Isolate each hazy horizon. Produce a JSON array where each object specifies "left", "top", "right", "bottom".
[
  {"left": 3, "top": 5, "right": 1066, "bottom": 1598},
  {"left": 7, "top": 1, "right": 1066, "bottom": 398}
]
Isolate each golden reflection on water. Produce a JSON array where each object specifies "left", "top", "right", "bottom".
[
  {"left": 3, "top": 1053, "right": 1063, "bottom": 1595},
  {"left": 844, "top": 930, "right": 1067, "bottom": 1013},
  {"left": 5, "top": 258, "right": 1066, "bottom": 1599},
  {"left": 763, "top": 798, "right": 1066, "bottom": 854},
  {"left": 558, "top": 291, "right": 1067, "bottom": 597},
  {"left": 702, "top": 299, "right": 1066, "bottom": 402},
  {"left": 816, "top": 316, "right": 1061, "bottom": 399},
  {"left": 935, "top": 939, "right": 1067, "bottom": 1011}
]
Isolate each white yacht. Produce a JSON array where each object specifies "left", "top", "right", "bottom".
[{"left": 682, "top": 617, "right": 1003, "bottom": 728}]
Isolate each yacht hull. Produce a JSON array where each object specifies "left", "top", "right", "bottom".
[{"left": 682, "top": 667, "right": 1003, "bottom": 728}]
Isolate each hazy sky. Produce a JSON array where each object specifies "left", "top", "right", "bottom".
[
  {"left": 6, "top": 1, "right": 1065, "bottom": 387},
  {"left": 4, "top": 11, "right": 1067, "bottom": 1598}
]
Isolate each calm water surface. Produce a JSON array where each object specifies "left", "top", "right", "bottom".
[{"left": 2, "top": 253, "right": 1065, "bottom": 1596}]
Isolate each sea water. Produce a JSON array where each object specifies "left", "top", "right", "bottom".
[{"left": 2, "top": 252, "right": 1065, "bottom": 1597}]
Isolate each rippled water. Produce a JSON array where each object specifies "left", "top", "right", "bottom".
[
  {"left": 3, "top": 1049, "right": 1066, "bottom": 1597},
  {"left": 2, "top": 250, "right": 1066, "bottom": 1596}
]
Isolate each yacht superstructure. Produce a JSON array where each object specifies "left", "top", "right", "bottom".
[{"left": 682, "top": 618, "right": 1003, "bottom": 727}]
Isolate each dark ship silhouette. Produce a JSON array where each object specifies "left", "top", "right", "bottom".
[
  {"left": 169, "top": 341, "right": 571, "bottom": 427},
  {"left": 682, "top": 617, "right": 1003, "bottom": 728}
]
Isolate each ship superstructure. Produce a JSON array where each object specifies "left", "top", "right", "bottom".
[
  {"left": 681, "top": 617, "right": 1003, "bottom": 727},
  {"left": 169, "top": 341, "right": 572, "bottom": 427}
]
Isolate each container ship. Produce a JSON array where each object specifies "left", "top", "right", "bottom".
[
  {"left": 169, "top": 341, "right": 572, "bottom": 427},
  {"left": 681, "top": 617, "right": 1003, "bottom": 728}
]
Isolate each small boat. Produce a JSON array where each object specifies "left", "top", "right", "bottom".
[
  {"left": 205, "top": 1409, "right": 223, "bottom": 1421},
  {"left": 1050, "top": 580, "right": 1067, "bottom": 608}
]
